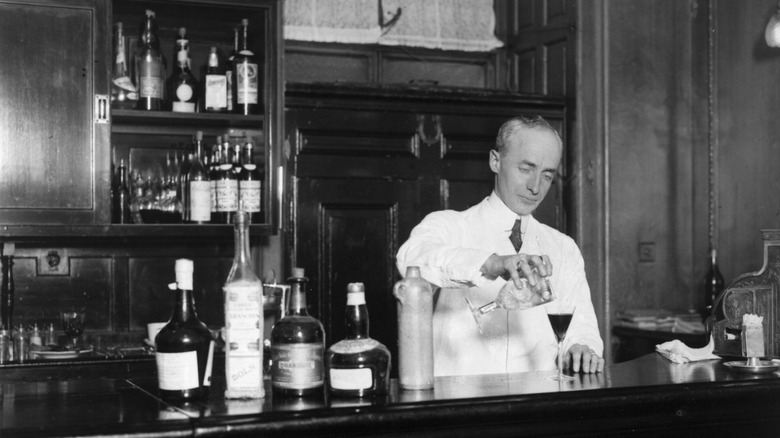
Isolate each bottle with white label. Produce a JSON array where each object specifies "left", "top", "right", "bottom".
[
  {"left": 223, "top": 211, "right": 265, "bottom": 399},
  {"left": 203, "top": 47, "right": 227, "bottom": 113},
  {"left": 187, "top": 131, "right": 210, "bottom": 224},
  {"left": 135, "top": 9, "right": 165, "bottom": 111},
  {"left": 326, "top": 282, "right": 391, "bottom": 398},
  {"left": 271, "top": 268, "right": 325, "bottom": 397},
  {"left": 233, "top": 18, "right": 260, "bottom": 115},
  {"left": 166, "top": 27, "right": 198, "bottom": 113},
  {"left": 155, "top": 259, "right": 214, "bottom": 401},
  {"left": 239, "top": 134, "right": 262, "bottom": 223}
]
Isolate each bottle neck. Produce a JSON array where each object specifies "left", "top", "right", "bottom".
[
  {"left": 243, "top": 145, "right": 254, "bottom": 166},
  {"left": 287, "top": 279, "right": 309, "bottom": 316},
  {"left": 195, "top": 140, "right": 203, "bottom": 163},
  {"left": 232, "top": 216, "right": 252, "bottom": 266},
  {"left": 345, "top": 304, "right": 369, "bottom": 339},
  {"left": 118, "top": 166, "right": 128, "bottom": 187},
  {"left": 173, "top": 288, "right": 197, "bottom": 322}
]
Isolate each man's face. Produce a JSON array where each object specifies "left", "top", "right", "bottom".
[{"left": 489, "top": 127, "right": 562, "bottom": 216}]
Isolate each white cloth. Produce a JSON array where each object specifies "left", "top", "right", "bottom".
[
  {"left": 396, "top": 193, "right": 603, "bottom": 376},
  {"left": 655, "top": 336, "right": 719, "bottom": 364}
]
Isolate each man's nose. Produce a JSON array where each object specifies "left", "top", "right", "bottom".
[{"left": 527, "top": 174, "right": 541, "bottom": 195}]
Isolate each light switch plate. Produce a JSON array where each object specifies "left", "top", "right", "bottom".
[{"left": 37, "top": 249, "right": 69, "bottom": 276}]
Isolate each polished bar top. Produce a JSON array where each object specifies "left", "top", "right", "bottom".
[{"left": 3, "top": 354, "right": 780, "bottom": 437}]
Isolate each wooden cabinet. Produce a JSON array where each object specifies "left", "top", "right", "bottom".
[
  {"left": 285, "top": 83, "right": 567, "bottom": 372},
  {"left": 0, "top": 0, "right": 283, "bottom": 237}
]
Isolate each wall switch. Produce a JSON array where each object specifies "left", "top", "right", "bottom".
[
  {"left": 639, "top": 242, "right": 656, "bottom": 263},
  {"left": 37, "top": 249, "right": 70, "bottom": 276}
]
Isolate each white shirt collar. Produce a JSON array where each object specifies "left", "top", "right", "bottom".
[{"left": 486, "top": 191, "right": 531, "bottom": 234}]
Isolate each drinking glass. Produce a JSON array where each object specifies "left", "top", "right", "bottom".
[
  {"left": 60, "top": 311, "right": 86, "bottom": 349},
  {"left": 546, "top": 301, "right": 575, "bottom": 381}
]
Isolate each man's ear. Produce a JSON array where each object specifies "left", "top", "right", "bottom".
[{"left": 489, "top": 149, "right": 500, "bottom": 174}]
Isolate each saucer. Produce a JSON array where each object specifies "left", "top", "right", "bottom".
[{"left": 723, "top": 360, "right": 779, "bottom": 374}]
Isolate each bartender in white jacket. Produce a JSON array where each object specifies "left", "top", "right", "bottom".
[{"left": 396, "top": 116, "right": 604, "bottom": 376}]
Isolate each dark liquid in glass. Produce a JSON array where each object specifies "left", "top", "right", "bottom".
[
  {"left": 548, "top": 313, "right": 573, "bottom": 342},
  {"left": 63, "top": 319, "right": 84, "bottom": 338}
]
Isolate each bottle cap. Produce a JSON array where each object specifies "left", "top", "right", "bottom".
[
  {"left": 291, "top": 267, "right": 305, "bottom": 278},
  {"left": 347, "top": 283, "right": 366, "bottom": 305},
  {"left": 175, "top": 258, "right": 194, "bottom": 290},
  {"left": 405, "top": 266, "right": 421, "bottom": 277}
]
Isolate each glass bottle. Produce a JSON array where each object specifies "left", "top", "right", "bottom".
[
  {"left": 111, "top": 22, "right": 137, "bottom": 109},
  {"left": 226, "top": 27, "right": 238, "bottom": 113},
  {"left": 113, "top": 159, "right": 131, "bottom": 224},
  {"left": 187, "top": 131, "right": 211, "bottom": 224},
  {"left": 135, "top": 9, "right": 166, "bottom": 111},
  {"left": 203, "top": 47, "right": 227, "bottom": 113},
  {"left": 271, "top": 268, "right": 325, "bottom": 397},
  {"left": 223, "top": 211, "right": 265, "bottom": 399},
  {"left": 209, "top": 138, "right": 222, "bottom": 223},
  {"left": 155, "top": 259, "right": 214, "bottom": 401},
  {"left": 178, "top": 148, "right": 192, "bottom": 223},
  {"left": 215, "top": 137, "right": 238, "bottom": 224},
  {"left": 239, "top": 134, "right": 262, "bottom": 224},
  {"left": 166, "top": 27, "right": 198, "bottom": 113},
  {"left": 704, "top": 248, "right": 725, "bottom": 315},
  {"left": 326, "top": 282, "right": 391, "bottom": 398},
  {"left": 393, "top": 266, "right": 434, "bottom": 390},
  {"left": 233, "top": 18, "right": 260, "bottom": 115},
  {"left": 1, "top": 253, "right": 14, "bottom": 331}
]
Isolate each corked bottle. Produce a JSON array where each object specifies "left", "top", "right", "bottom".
[{"left": 393, "top": 266, "right": 433, "bottom": 390}]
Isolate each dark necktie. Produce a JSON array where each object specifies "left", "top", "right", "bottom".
[{"left": 509, "top": 219, "right": 523, "bottom": 253}]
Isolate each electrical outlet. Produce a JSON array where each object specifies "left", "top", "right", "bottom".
[
  {"left": 37, "top": 249, "right": 70, "bottom": 276},
  {"left": 639, "top": 242, "right": 656, "bottom": 263}
]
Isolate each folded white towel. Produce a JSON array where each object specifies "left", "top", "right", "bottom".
[{"left": 655, "top": 335, "right": 720, "bottom": 363}]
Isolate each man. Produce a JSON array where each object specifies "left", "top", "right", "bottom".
[{"left": 396, "top": 115, "right": 604, "bottom": 376}]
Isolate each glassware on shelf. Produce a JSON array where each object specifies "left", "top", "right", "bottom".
[
  {"left": 135, "top": 9, "right": 166, "bottom": 111},
  {"left": 60, "top": 310, "right": 86, "bottom": 350}
]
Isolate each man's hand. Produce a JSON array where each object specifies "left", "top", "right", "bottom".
[
  {"left": 563, "top": 344, "right": 604, "bottom": 374},
  {"left": 481, "top": 253, "right": 553, "bottom": 289}
]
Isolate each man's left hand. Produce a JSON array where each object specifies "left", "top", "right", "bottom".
[{"left": 563, "top": 344, "right": 604, "bottom": 374}]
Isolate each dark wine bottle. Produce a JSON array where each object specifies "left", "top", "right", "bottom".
[
  {"left": 704, "top": 248, "right": 725, "bottom": 314},
  {"left": 215, "top": 137, "right": 238, "bottom": 224},
  {"left": 326, "top": 282, "right": 391, "bottom": 398},
  {"left": 135, "top": 10, "right": 165, "bottom": 111},
  {"left": 112, "top": 159, "right": 131, "bottom": 224},
  {"left": 238, "top": 134, "right": 262, "bottom": 224},
  {"left": 271, "top": 268, "right": 325, "bottom": 397},
  {"left": 233, "top": 19, "right": 260, "bottom": 115},
  {"left": 187, "top": 131, "right": 211, "bottom": 224},
  {"left": 166, "top": 28, "right": 198, "bottom": 113},
  {"left": 155, "top": 259, "right": 214, "bottom": 401}
]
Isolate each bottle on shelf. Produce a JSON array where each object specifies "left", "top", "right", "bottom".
[
  {"left": 223, "top": 211, "right": 265, "bottom": 399},
  {"left": 215, "top": 137, "right": 238, "bottom": 224},
  {"left": 1, "top": 249, "right": 15, "bottom": 331},
  {"left": 239, "top": 134, "right": 262, "bottom": 224},
  {"left": 203, "top": 46, "right": 228, "bottom": 113},
  {"left": 135, "top": 9, "right": 166, "bottom": 111},
  {"left": 111, "top": 22, "right": 137, "bottom": 109},
  {"left": 270, "top": 268, "right": 325, "bottom": 397},
  {"left": 393, "top": 266, "right": 434, "bottom": 390},
  {"left": 326, "top": 282, "right": 391, "bottom": 398},
  {"left": 112, "top": 159, "right": 132, "bottom": 224},
  {"left": 187, "top": 131, "right": 211, "bottom": 224},
  {"left": 166, "top": 27, "right": 198, "bottom": 113},
  {"left": 233, "top": 18, "right": 260, "bottom": 115},
  {"left": 155, "top": 259, "right": 214, "bottom": 401},
  {"left": 704, "top": 247, "right": 725, "bottom": 316},
  {"left": 226, "top": 27, "right": 238, "bottom": 113},
  {"left": 209, "top": 138, "right": 222, "bottom": 223},
  {"left": 178, "top": 148, "right": 193, "bottom": 223}
]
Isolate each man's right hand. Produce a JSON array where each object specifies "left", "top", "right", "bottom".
[{"left": 480, "top": 253, "right": 553, "bottom": 290}]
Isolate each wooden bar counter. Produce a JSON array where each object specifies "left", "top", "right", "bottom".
[{"left": 3, "top": 353, "right": 780, "bottom": 437}]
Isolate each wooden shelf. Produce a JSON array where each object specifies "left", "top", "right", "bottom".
[
  {"left": 111, "top": 110, "right": 264, "bottom": 135},
  {"left": 0, "top": 224, "right": 271, "bottom": 242}
]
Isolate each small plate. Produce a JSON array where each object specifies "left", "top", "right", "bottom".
[
  {"left": 31, "top": 348, "right": 93, "bottom": 360},
  {"left": 723, "top": 360, "right": 779, "bottom": 374}
]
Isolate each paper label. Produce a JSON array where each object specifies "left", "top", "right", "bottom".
[
  {"left": 272, "top": 343, "right": 323, "bottom": 389},
  {"left": 189, "top": 181, "right": 211, "bottom": 221},
  {"left": 329, "top": 367, "right": 373, "bottom": 390},
  {"left": 156, "top": 350, "right": 199, "bottom": 390}
]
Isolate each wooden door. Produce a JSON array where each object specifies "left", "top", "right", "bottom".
[{"left": 0, "top": 0, "right": 111, "bottom": 225}]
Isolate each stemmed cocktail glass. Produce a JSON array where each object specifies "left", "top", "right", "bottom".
[
  {"left": 60, "top": 311, "right": 86, "bottom": 349},
  {"left": 546, "top": 301, "right": 575, "bottom": 381}
]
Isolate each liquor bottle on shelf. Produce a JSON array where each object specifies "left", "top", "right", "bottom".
[
  {"left": 223, "top": 211, "right": 265, "bottom": 399},
  {"left": 155, "top": 259, "right": 214, "bottom": 401},
  {"left": 326, "top": 282, "right": 391, "bottom": 398},
  {"left": 0, "top": 248, "right": 15, "bottom": 331},
  {"left": 166, "top": 27, "right": 198, "bottom": 113},
  {"left": 209, "top": 137, "right": 222, "bottom": 223},
  {"left": 112, "top": 159, "right": 132, "bottom": 224},
  {"left": 226, "top": 27, "right": 238, "bottom": 113},
  {"left": 178, "top": 148, "right": 193, "bottom": 223},
  {"left": 215, "top": 137, "right": 238, "bottom": 224},
  {"left": 111, "top": 22, "right": 137, "bottom": 109},
  {"left": 187, "top": 131, "right": 211, "bottom": 224},
  {"left": 239, "top": 134, "right": 262, "bottom": 224},
  {"left": 203, "top": 47, "right": 227, "bottom": 113},
  {"left": 233, "top": 18, "right": 260, "bottom": 115},
  {"left": 270, "top": 268, "right": 325, "bottom": 397},
  {"left": 704, "top": 247, "right": 725, "bottom": 315},
  {"left": 135, "top": 9, "right": 166, "bottom": 111}
]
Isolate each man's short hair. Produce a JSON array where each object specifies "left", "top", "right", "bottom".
[{"left": 494, "top": 116, "right": 561, "bottom": 156}]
